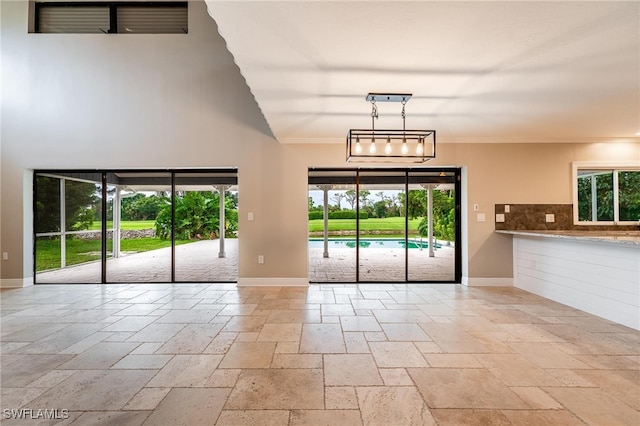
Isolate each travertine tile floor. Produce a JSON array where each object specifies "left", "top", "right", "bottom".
[{"left": 1, "top": 283, "right": 638, "bottom": 425}]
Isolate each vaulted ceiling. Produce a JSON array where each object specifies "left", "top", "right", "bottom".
[{"left": 205, "top": 1, "right": 640, "bottom": 145}]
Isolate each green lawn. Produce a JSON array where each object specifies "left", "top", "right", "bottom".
[
  {"left": 36, "top": 237, "right": 191, "bottom": 272},
  {"left": 308, "top": 217, "right": 422, "bottom": 232},
  {"left": 88, "top": 220, "right": 156, "bottom": 231}
]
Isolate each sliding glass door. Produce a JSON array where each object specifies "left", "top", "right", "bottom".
[
  {"left": 34, "top": 169, "right": 238, "bottom": 284},
  {"left": 357, "top": 171, "right": 407, "bottom": 282},
  {"left": 308, "top": 168, "right": 461, "bottom": 283}
]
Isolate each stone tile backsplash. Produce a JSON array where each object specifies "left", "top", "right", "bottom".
[{"left": 494, "top": 204, "right": 639, "bottom": 231}]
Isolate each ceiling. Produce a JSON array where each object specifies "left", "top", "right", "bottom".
[{"left": 205, "top": 1, "right": 640, "bottom": 145}]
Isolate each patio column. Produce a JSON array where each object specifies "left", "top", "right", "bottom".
[
  {"left": 318, "top": 184, "right": 333, "bottom": 258},
  {"left": 422, "top": 184, "right": 435, "bottom": 257},
  {"left": 113, "top": 187, "right": 121, "bottom": 258},
  {"left": 216, "top": 185, "right": 230, "bottom": 258}
]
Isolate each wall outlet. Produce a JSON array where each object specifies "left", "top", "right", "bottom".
[
  {"left": 504, "top": 205, "right": 510, "bottom": 213},
  {"left": 545, "top": 214, "right": 555, "bottom": 223},
  {"left": 477, "top": 213, "right": 486, "bottom": 222},
  {"left": 2, "top": 252, "right": 8, "bottom": 261},
  {"left": 496, "top": 213, "right": 505, "bottom": 223},
  {"left": 258, "top": 255, "right": 264, "bottom": 264},
  {"left": 248, "top": 212, "right": 254, "bottom": 221}
]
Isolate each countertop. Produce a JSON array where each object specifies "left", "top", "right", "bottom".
[{"left": 495, "top": 230, "right": 640, "bottom": 246}]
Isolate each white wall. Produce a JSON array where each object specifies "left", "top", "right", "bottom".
[
  {"left": 2, "top": 1, "right": 639, "bottom": 287},
  {"left": 513, "top": 235, "right": 640, "bottom": 330}
]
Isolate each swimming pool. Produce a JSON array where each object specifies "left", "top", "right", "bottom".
[{"left": 308, "top": 238, "right": 441, "bottom": 249}]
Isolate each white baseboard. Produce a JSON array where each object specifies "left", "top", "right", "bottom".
[
  {"left": 0, "top": 277, "right": 34, "bottom": 288},
  {"left": 462, "top": 277, "right": 513, "bottom": 287},
  {"left": 237, "top": 277, "right": 309, "bottom": 287}
]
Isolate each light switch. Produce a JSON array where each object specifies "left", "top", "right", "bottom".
[
  {"left": 248, "top": 212, "right": 254, "bottom": 221},
  {"left": 477, "top": 213, "right": 486, "bottom": 222},
  {"left": 2, "top": 252, "right": 8, "bottom": 261},
  {"left": 504, "top": 205, "right": 510, "bottom": 213},
  {"left": 496, "top": 214, "right": 505, "bottom": 223},
  {"left": 473, "top": 204, "right": 479, "bottom": 212},
  {"left": 546, "top": 214, "right": 555, "bottom": 222}
]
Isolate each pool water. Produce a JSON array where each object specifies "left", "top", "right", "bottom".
[{"left": 308, "top": 238, "right": 441, "bottom": 249}]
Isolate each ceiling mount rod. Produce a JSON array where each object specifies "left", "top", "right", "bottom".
[{"left": 366, "top": 93, "right": 412, "bottom": 103}]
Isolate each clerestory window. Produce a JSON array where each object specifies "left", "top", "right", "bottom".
[{"left": 33, "top": 1, "right": 188, "bottom": 34}]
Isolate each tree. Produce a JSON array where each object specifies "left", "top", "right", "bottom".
[
  {"left": 344, "top": 190, "right": 357, "bottom": 210},
  {"left": 406, "top": 190, "right": 427, "bottom": 219},
  {"left": 417, "top": 189, "right": 455, "bottom": 241},
  {"left": 330, "top": 192, "right": 346, "bottom": 209},
  {"left": 359, "top": 190, "right": 370, "bottom": 208},
  {"left": 121, "top": 194, "right": 166, "bottom": 221},
  {"left": 155, "top": 191, "right": 238, "bottom": 240},
  {"left": 35, "top": 176, "right": 97, "bottom": 233}
]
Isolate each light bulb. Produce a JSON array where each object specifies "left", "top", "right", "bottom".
[
  {"left": 416, "top": 142, "right": 423, "bottom": 155},
  {"left": 369, "top": 140, "right": 376, "bottom": 154},
  {"left": 385, "top": 140, "right": 392, "bottom": 154},
  {"left": 401, "top": 141, "right": 409, "bottom": 155},
  {"left": 355, "top": 142, "right": 362, "bottom": 154}
]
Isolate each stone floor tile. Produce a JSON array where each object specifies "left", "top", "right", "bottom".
[
  {"left": 572, "top": 369, "right": 640, "bottom": 410},
  {"left": 299, "top": 323, "right": 345, "bottom": 353},
  {"left": 357, "top": 386, "right": 436, "bottom": 425},
  {"left": 431, "top": 409, "right": 512, "bottom": 426},
  {"left": 256, "top": 323, "right": 302, "bottom": 342},
  {"left": 25, "top": 370, "right": 156, "bottom": 411},
  {"left": 154, "top": 323, "right": 223, "bottom": 354},
  {"left": 218, "top": 342, "right": 276, "bottom": 368},
  {"left": 123, "top": 387, "right": 171, "bottom": 411},
  {"left": 271, "top": 353, "right": 322, "bottom": 369},
  {"left": 0, "top": 355, "right": 55, "bottom": 388},
  {"left": 72, "top": 411, "right": 150, "bottom": 426},
  {"left": 205, "top": 369, "right": 241, "bottom": 387},
  {"left": 225, "top": 369, "right": 324, "bottom": 409},
  {"left": 424, "top": 353, "right": 483, "bottom": 368},
  {"left": 141, "top": 388, "right": 230, "bottom": 426},
  {"left": 380, "top": 323, "right": 431, "bottom": 341},
  {"left": 215, "top": 410, "right": 290, "bottom": 426},
  {"left": 324, "top": 354, "right": 383, "bottom": 386},
  {"left": 325, "top": 386, "right": 359, "bottom": 409},
  {"left": 500, "top": 409, "right": 587, "bottom": 426},
  {"left": 378, "top": 368, "right": 413, "bottom": 386},
  {"left": 369, "top": 342, "right": 428, "bottom": 367},
  {"left": 408, "top": 368, "right": 528, "bottom": 409},
  {"left": 146, "top": 355, "right": 222, "bottom": 387},
  {"left": 290, "top": 409, "right": 362, "bottom": 426},
  {"left": 543, "top": 387, "right": 640, "bottom": 425},
  {"left": 111, "top": 354, "right": 173, "bottom": 370},
  {"left": 509, "top": 386, "right": 563, "bottom": 409},
  {"left": 58, "top": 342, "right": 140, "bottom": 370},
  {"left": 340, "top": 316, "right": 381, "bottom": 332}
]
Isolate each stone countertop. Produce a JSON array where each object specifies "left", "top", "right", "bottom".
[{"left": 495, "top": 230, "right": 640, "bottom": 246}]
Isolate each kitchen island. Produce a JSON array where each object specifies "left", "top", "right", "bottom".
[{"left": 496, "top": 230, "right": 640, "bottom": 330}]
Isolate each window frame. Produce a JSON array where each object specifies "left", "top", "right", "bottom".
[
  {"left": 572, "top": 161, "right": 640, "bottom": 225},
  {"left": 34, "top": 1, "right": 188, "bottom": 34}
]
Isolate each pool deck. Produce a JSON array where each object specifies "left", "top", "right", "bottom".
[{"left": 37, "top": 239, "right": 455, "bottom": 283}]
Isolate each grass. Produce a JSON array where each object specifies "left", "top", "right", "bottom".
[
  {"left": 36, "top": 237, "right": 191, "bottom": 272},
  {"left": 308, "top": 217, "right": 422, "bottom": 232},
  {"left": 88, "top": 220, "right": 156, "bottom": 231}
]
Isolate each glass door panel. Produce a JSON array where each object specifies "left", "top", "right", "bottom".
[
  {"left": 357, "top": 171, "right": 406, "bottom": 282},
  {"left": 106, "top": 172, "right": 172, "bottom": 282},
  {"left": 407, "top": 171, "right": 456, "bottom": 281},
  {"left": 174, "top": 171, "right": 238, "bottom": 282},
  {"left": 35, "top": 173, "right": 103, "bottom": 283},
  {"left": 308, "top": 171, "right": 357, "bottom": 282}
]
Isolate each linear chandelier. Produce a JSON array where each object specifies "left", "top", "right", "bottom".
[{"left": 346, "top": 93, "right": 436, "bottom": 163}]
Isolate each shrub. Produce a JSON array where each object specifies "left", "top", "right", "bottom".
[{"left": 308, "top": 211, "right": 369, "bottom": 220}]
